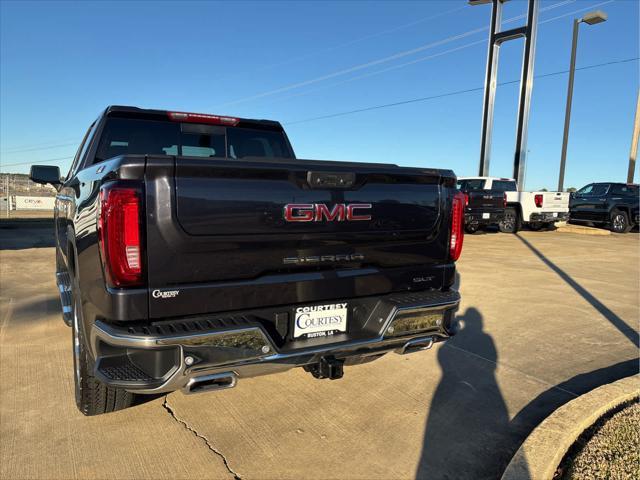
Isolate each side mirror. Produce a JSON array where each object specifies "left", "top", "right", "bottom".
[{"left": 29, "top": 165, "right": 61, "bottom": 186}]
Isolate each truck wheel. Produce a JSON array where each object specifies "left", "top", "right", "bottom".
[
  {"left": 464, "top": 224, "right": 479, "bottom": 234},
  {"left": 610, "top": 209, "right": 631, "bottom": 234},
  {"left": 72, "top": 279, "right": 135, "bottom": 416},
  {"left": 499, "top": 208, "right": 520, "bottom": 233}
]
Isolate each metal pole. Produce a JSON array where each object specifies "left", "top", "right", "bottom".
[
  {"left": 5, "top": 175, "right": 9, "bottom": 219},
  {"left": 478, "top": 0, "right": 503, "bottom": 176},
  {"left": 512, "top": 0, "right": 539, "bottom": 190},
  {"left": 475, "top": 0, "right": 539, "bottom": 185},
  {"left": 557, "top": 19, "right": 580, "bottom": 192},
  {"left": 627, "top": 89, "right": 640, "bottom": 184}
]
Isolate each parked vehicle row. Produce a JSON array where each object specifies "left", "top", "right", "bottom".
[
  {"left": 456, "top": 176, "right": 570, "bottom": 234},
  {"left": 456, "top": 176, "right": 638, "bottom": 235},
  {"left": 569, "top": 182, "right": 639, "bottom": 233}
]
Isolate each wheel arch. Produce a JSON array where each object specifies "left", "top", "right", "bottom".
[
  {"left": 611, "top": 205, "right": 631, "bottom": 217},
  {"left": 506, "top": 202, "right": 523, "bottom": 219}
]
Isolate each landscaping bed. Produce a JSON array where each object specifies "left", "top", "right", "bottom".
[{"left": 556, "top": 399, "right": 639, "bottom": 479}]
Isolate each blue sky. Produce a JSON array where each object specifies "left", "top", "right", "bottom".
[{"left": 1, "top": 0, "right": 638, "bottom": 190}]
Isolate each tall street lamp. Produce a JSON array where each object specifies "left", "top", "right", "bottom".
[{"left": 557, "top": 10, "right": 607, "bottom": 192}]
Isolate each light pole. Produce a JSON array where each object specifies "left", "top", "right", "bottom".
[
  {"left": 627, "top": 90, "right": 639, "bottom": 184},
  {"left": 557, "top": 10, "right": 607, "bottom": 192}
]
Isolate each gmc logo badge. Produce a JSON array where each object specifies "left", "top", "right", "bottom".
[{"left": 284, "top": 203, "right": 372, "bottom": 222}]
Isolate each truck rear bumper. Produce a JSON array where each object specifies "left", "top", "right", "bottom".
[
  {"left": 530, "top": 212, "right": 569, "bottom": 222},
  {"left": 465, "top": 211, "right": 504, "bottom": 226},
  {"left": 90, "top": 289, "right": 460, "bottom": 394}
]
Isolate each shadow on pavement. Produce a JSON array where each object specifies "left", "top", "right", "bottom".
[
  {"left": 465, "top": 226, "right": 501, "bottom": 236},
  {"left": 417, "top": 259, "right": 638, "bottom": 479},
  {"left": 509, "top": 358, "right": 639, "bottom": 438},
  {"left": 417, "top": 306, "right": 522, "bottom": 480},
  {"left": 11, "top": 296, "right": 61, "bottom": 323},
  {"left": 0, "top": 223, "right": 55, "bottom": 250},
  {"left": 515, "top": 233, "right": 639, "bottom": 347}
]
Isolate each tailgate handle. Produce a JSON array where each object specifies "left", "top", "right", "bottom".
[{"left": 307, "top": 171, "right": 355, "bottom": 189}]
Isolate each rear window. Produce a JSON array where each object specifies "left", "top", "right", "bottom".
[
  {"left": 94, "top": 117, "right": 293, "bottom": 163},
  {"left": 577, "top": 184, "right": 610, "bottom": 196},
  {"left": 457, "top": 179, "right": 485, "bottom": 191},
  {"left": 491, "top": 180, "right": 517, "bottom": 192},
  {"left": 610, "top": 184, "right": 638, "bottom": 196}
]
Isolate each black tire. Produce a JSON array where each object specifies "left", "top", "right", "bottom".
[
  {"left": 72, "top": 276, "right": 135, "bottom": 416},
  {"left": 499, "top": 207, "right": 520, "bottom": 233},
  {"left": 610, "top": 209, "right": 631, "bottom": 234},
  {"left": 464, "top": 223, "right": 479, "bottom": 234}
]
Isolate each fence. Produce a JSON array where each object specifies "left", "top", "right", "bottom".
[{"left": 0, "top": 173, "right": 56, "bottom": 215}]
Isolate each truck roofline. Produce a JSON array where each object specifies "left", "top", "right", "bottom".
[
  {"left": 457, "top": 176, "right": 515, "bottom": 181},
  {"left": 104, "top": 105, "right": 285, "bottom": 131}
]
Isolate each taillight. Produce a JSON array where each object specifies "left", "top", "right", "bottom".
[
  {"left": 168, "top": 111, "right": 239, "bottom": 126},
  {"left": 464, "top": 192, "right": 469, "bottom": 207},
  {"left": 97, "top": 183, "right": 144, "bottom": 287},
  {"left": 534, "top": 194, "right": 543, "bottom": 208},
  {"left": 449, "top": 192, "right": 465, "bottom": 261}
]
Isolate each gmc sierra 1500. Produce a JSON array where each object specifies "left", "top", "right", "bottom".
[
  {"left": 456, "top": 178, "right": 506, "bottom": 234},
  {"left": 30, "top": 106, "right": 463, "bottom": 416}
]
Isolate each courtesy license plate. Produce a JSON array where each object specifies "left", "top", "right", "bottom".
[
  {"left": 294, "top": 303, "right": 348, "bottom": 339},
  {"left": 482, "top": 212, "right": 490, "bottom": 219}
]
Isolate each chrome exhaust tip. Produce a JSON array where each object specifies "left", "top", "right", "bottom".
[
  {"left": 183, "top": 372, "right": 237, "bottom": 394},
  {"left": 397, "top": 336, "right": 434, "bottom": 355}
]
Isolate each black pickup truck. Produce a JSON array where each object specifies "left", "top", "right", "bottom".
[
  {"left": 30, "top": 106, "right": 463, "bottom": 416},
  {"left": 569, "top": 182, "right": 639, "bottom": 233},
  {"left": 456, "top": 178, "right": 506, "bottom": 234}
]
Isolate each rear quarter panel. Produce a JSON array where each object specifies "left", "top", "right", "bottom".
[{"left": 71, "top": 157, "right": 149, "bottom": 337}]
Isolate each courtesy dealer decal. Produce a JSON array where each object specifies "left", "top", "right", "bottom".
[
  {"left": 295, "top": 303, "right": 347, "bottom": 330},
  {"left": 152, "top": 289, "right": 179, "bottom": 299}
]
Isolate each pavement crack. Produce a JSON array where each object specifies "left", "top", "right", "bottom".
[{"left": 162, "top": 396, "right": 242, "bottom": 480}]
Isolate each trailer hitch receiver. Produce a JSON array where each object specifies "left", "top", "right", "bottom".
[{"left": 304, "top": 356, "right": 344, "bottom": 380}]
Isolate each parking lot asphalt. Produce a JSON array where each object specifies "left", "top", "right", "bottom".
[{"left": 1, "top": 225, "right": 638, "bottom": 480}]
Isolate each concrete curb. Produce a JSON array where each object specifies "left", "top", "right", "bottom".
[
  {"left": 555, "top": 223, "right": 611, "bottom": 236},
  {"left": 501, "top": 374, "right": 639, "bottom": 480}
]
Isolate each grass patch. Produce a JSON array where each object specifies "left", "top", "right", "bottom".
[{"left": 556, "top": 398, "right": 639, "bottom": 480}]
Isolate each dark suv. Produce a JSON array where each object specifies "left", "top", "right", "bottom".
[{"left": 569, "top": 182, "right": 639, "bottom": 233}]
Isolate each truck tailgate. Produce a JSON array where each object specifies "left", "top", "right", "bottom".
[
  {"left": 466, "top": 190, "right": 504, "bottom": 212},
  {"left": 542, "top": 191, "right": 569, "bottom": 211},
  {"left": 144, "top": 156, "right": 454, "bottom": 318}
]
